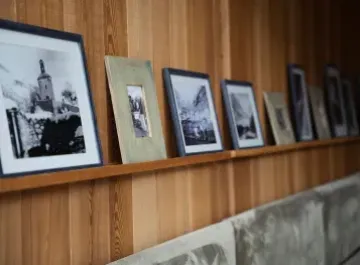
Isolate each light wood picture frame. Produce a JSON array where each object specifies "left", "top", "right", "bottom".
[
  {"left": 308, "top": 86, "right": 331, "bottom": 140},
  {"left": 105, "top": 56, "right": 167, "bottom": 163},
  {"left": 264, "top": 92, "right": 296, "bottom": 145}
]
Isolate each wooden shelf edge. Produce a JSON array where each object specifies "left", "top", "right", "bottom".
[
  {"left": 232, "top": 136, "right": 360, "bottom": 158},
  {"left": 1, "top": 136, "right": 359, "bottom": 194}
]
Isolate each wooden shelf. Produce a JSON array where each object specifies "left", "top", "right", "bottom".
[{"left": 1, "top": 136, "right": 359, "bottom": 194}]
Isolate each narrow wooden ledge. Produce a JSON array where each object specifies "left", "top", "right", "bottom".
[
  {"left": 1, "top": 136, "right": 359, "bottom": 194},
  {"left": 233, "top": 136, "right": 360, "bottom": 158}
]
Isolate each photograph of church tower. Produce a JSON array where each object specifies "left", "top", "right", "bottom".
[
  {"left": 0, "top": 43, "right": 85, "bottom": 159},
  {"left": 35, "top": 59, "right": 55, "bottom": 113}
]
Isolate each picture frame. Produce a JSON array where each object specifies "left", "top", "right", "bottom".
[
  {"left": 342, "top": 78, "right": 359, "bottom": 136},
  {"left": 287, "top": 64, "right": 314, "bottom": 141},
  {"left": 324, "top": 65, "right": 348, "bottom": 137},
  {"left": 163, "top": 68, "right": 223, "bottom": 156},
  {"left": 0, "top": 19, "right": 103, "bottom": 178},
  {"left": 308, "top": 86, "right": 331, "bottom": 140},
  {"left": 221, "top": 80, "right": 264, "bottom": 149},
  {"left": 354, "top": 76, "right": 360, "bottom": 127},
  {"left": 264, "top": 92, "right": 296, "bottom": 145},
  {"left": 105, "top": 56, "right": 167, "bottom": 164}
]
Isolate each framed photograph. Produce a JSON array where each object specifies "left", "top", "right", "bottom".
[
  {"left": 105, "top": 56, "right": 167, "bottom": 163},
  {"left": 163, "top": 68, "right": 223, "bottom": 156},
  {"left": 264, "top": 92, "right": 295, "bottom": 145},
  {"left": 324, "top": 65, "right": 348, "bottom": 137},
  {"left": 355, "top": 76, "right": 360, "bottom": 127},
  {"left": 0, "top": 19, "right": 102, "bottom": 177},
  {"left": 308, "top": 86, "right": 331, "bottom": 139},
  {"left": 221, "top": 80, "right": 264, "bottom": 149},
  {"left": 342, "top": 79, "right": 359, "bottom": 136},
  {"left": 287, "top": 65, "right": 314, "bottom": 141}
]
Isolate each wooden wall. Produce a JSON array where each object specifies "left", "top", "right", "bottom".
[{"left": 0, "top": 0, "right": 360, "bottom": 265}]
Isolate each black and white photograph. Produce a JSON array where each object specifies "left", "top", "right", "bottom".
[
  {"left": 127, "top": 85, "right": 150, "bottom": 138},
  {"left": 325, "top": 65, "right": 348, "bottom": 137},
  {"left": 342, "top": 79, "right": 359, "bottom": 136},
  {"left": 264, "top": 91, "right": 295, "bottom": 145},
  {"left": 175, "top": 84, "right": 216, "bottom": 146},
  {"left": 221, "top": 80, "right": 263, "bottom": 149},
  {"left": 0, "top": 19, "right": 102, "bottom": 177},
  {"left": 275, "top": 107, "right": 287, "bottom": 131},
  {"left": 107, "top": 222, "right": 235, "bottom": 265},
  {"left": 230, "top": 93, "right": 257, "bottom": 139},
  {"left": 1, "top": 44, "right": 85, "bottom": 158},
  {"left": 163, "top": 68, "right": 223, "bottom": 156},
  {"left": 288, "top": 65, "right": 314, "bottom": 141}
]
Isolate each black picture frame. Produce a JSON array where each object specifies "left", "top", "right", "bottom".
[
  {"left": 355, "top": 76, "right": 360, "bottom": 128},
  {"left": 0, "top": 19, "right": 103, "bottom": 178},
  {"left": 324, "top": 65, "right": 348, "bottom": 138},
  {"left": 342, "top": 78, "right": 359, "bottom": 136},
  {"left": 221, "top": 79, "right": 264, "bottom": 149},
  {"left": 163, "top": 68, "right": 223, "bottom": 157},
  {"left": 287, "top": 64, "right": 314, "bottom": 142}
]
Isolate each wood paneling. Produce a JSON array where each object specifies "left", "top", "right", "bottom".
[{"left": 0, "top": 0, "right": 360, "bottom": 265}]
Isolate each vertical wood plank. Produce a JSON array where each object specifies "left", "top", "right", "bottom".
[
  {"left": 230, "top": 0, "right": 254, "bottom": 81},
  {"left": 110, "top": 176, "right": 134, "bottom": 260},
  {"left": 92, "top": 180, "right": 111, "bottom": 265},
  {"left": 252, "top": 0, "right": 271, "bottom": 142},
  {"left": 69, "top": 183, "right": 92, "bottom": 265},
  {"left": 151, "top": 0, "right": 171, "bottom": 157},
  {"left": 156, "top": 169, "right": 178, "bottom": 243},
  {"left": 232, "top": 159, "right": 253, "bottom": 213},
  {"left": 210, "top": 161, "right": 231, "bottom": 222},
  {"left": 211, "top": 0, "right": 231, "bottom": 148},
  {"left": 189, "top": 165, "right": 212, "bottom": 230},
  {"left": 132, "top": 173, "right": 158, "bottom": 252},
  {"left": 0, "top": 0, "right": 17, "bottom": 20},
  {"left": 22, "top": 190, "right": 50, "bottom": 265},
  {"left": 273, "top": 153, "right": 292, "bottom": 197},
  {"left": 21, "top": 187, "right": 70, "bottom": 265},
  {"left": 48, "top": 186, "right": 70, "bottom": 265},
  {"left": 174, "top": 167, "right": 192, "bottom": 235},
  {"left": 44, "top": 0, "right": 63, "bottom": 30},
  {"left": 0, "top": 193, "right": 22, "bottom": 265},
  {"left": 254, "top": 156, "right": 277, "bottom": 205}
]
